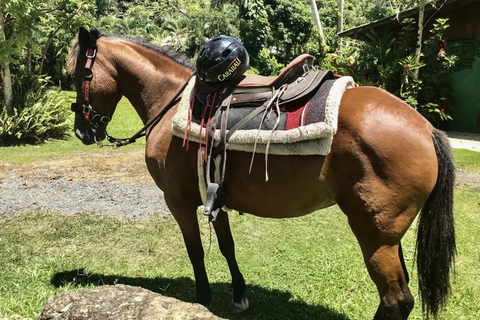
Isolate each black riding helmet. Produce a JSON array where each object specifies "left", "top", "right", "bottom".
[{"left": 196, "top": 36, "right": 250, "bottom": 93}]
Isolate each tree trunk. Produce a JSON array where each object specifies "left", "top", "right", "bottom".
[
  {"left": 26, "top": 42, "right": 32, "bottom": 76},
  {"left": 337, "top": 0, "right": 344, "bottom": 33},
  {"left": 414, "top": 0, "right": 425, "bottom": 79},
  {"left": 308, "top": 0, "right": 326, "bottom": 45},
  {"left": 0, "top": 9, "right": 13, "bottom": 115}
]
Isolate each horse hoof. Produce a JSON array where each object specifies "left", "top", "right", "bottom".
[{"left": 229, "top": 297, "right": 249, "bottom": 314}]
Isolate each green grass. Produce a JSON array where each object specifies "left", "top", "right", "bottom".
[
  {"left": 1, "top": 97, "right": 479, "bottom": 319},
  {"left": 452, "top": 148, "right": 480, "bottom": 173},
  {"left": 0, "top": 187, "right": 479, "bottom": 319},
  {"left": 0, "top": 95, "right": 145, "bottom": 164}
]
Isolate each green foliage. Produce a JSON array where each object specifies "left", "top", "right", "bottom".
[
  {"left": 0, "top": 87, "right": 71, "bottom": 146},
  {"left": 184, "top": 4, "right": 240, "bottom": 57},
  {"left": 264, "top": 0, "right": 314, "bottom": 63},
  {"left": 316, "top": 0, "right": 340, "bottom": 49},
  {"left": 322, "top": 44, "right": 364, "bottom": 81},
  {"left": 398, "top": 54, "right": 425, "bottom": 99},
  {"left": 256, "top": 48, "right": 285, "bottom": 76},
  {"left": 238, "top": 0, "right": 270, "bottom": 60},
  {"left": 416, "top": 18, "right": 458, "bottom": 123},
  {"left": 97, "top": 0, "right": 164, "bottom": 42},
  {"left": 326, "top": 17, "right": 458, "bottom": 127}
]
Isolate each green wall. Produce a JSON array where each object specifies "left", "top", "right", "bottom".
[{"left": 449, "top": 57, "right": 480, "bottom": 133}]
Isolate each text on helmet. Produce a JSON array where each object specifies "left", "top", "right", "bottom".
[{"left": 218, "top": 57, "right": 241, "bottom": 82}]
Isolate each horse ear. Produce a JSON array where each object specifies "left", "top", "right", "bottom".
[{"left": 78, "top": 27, "right": 90, "bottom": 52}]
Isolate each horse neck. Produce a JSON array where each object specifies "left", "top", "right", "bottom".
[{"left": 105, "top": 39, "right": 193, "bottom": 124}]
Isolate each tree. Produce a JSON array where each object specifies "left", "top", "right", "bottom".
[
  {"left": 308, "top": 0, "right": 326, "bottom": 45},
  {"left": 413, "top": 0, "right": 425, "bottom": 79},
  {"left": 37, "top": 1, "right": 86, "bottom": 75},
  {"left": 387, "top": 0, "right": 448, "bottom": 79},
  {"left": 337, "top": 0, "right": 343, "bottom": 33},
  {"left": 0, "top": 7, "right": 13, "bottom": 114}
]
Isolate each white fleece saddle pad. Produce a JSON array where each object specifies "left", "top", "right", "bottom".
[{"left": 171, "top": 75, "right": 355, "bottom": 156}]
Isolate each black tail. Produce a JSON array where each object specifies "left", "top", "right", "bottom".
[{"left": 416, "top": 129, "right": 456, "bottom": 319}]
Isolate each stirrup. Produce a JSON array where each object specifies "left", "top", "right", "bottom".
[{"left": 204, "top": 183, "right": 226, "bottom": 222}]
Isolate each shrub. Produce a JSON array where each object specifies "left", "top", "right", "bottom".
[
  {"left": 0, "top": 88, "right": 72, "bottom": 146},
  {"left": 325, "top": 18, "right": 458, "bottom": 128},
  {"left": 254, "top": 47, "right": 285, "bottom": 76}
]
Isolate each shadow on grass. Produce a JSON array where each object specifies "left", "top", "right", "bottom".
[{"left": 51, "top": 269, "right": 351, "bottom": 320}]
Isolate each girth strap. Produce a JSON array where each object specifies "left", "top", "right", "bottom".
[{"left": 203, "top": 94, "right": 232, "bottom": 221}]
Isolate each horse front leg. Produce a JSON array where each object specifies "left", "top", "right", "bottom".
[
  {"left": 166, "top": 194, "right": 212, "bottom": 305},
  {"left": 212, "top": 210, "right": 248, "bottom": 313}
]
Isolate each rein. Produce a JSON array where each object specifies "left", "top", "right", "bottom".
[
  {"left": 105, "top": 73, "right": 195, "bottom": 148},
  {"left": 71, "top": 32, "right": 195, "bottom": 148}
]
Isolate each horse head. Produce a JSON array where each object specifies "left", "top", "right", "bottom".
[{"left": 68, "top": 27, "right": 121, "bottom": 145}]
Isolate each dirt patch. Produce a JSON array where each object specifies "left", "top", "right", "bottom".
[
  {"left": 0, "top": 151, "right": 154, "bottom": 184},
  {"left": 0, "top": 151, "right": 168, "bottom": 220},
  {"left": 1, "top": 151, "right": 479, "bottom": 219},
  {"left": 454, "top": 168, "right": 480, "bottom": 189}
]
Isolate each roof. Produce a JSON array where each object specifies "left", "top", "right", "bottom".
[{"left": 339, "top": 0, "right": 480, "bottom": 40}]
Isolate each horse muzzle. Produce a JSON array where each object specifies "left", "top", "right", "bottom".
[{"left": 73, "top": 106, "right": 107, "bottom": 145}]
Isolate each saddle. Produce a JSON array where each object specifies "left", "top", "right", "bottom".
[
  {"left": 230, "top": 54, "right": 323, "bottom": 105},
  {"left": 188, "top": 55, "right": 335, "bottom": 222}
]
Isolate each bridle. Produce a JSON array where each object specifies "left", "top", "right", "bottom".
[
  {"left": 70, "top": 32, "right": 113, "bottom": 147},
  {"left": 70, "top": 33, "right": 111, "bottom": 126},
  {"left": 71, "top": 30, "right": 195, "bottom": 148}
]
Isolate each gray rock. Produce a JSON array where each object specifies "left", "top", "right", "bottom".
[{"left": 36, "top": 285, "right": 226, "bottom": 320}]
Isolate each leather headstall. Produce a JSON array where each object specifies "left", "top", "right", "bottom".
[{"left": 70, "top": 33, "right": 111, "bottom": 126}]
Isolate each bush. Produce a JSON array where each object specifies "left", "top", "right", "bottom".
[
  {"left": 254, "top": 48, "right": 285, "bottom": 76},
  {"left": 0, "top": 88, "right": 72, "bottom": 146},
  {"left": 324, "top": 18, "right": 458, "bottom": 128}
]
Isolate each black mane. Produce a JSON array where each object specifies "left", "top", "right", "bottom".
[
  {"left": 110, "top": 35, "right": 196, "bottom": 70},
  {"left": 111, "top": 35, "right": 196, "bottom": 70},
  {"left": 68, "top": 31, "right": 196, "bottom": 75}
]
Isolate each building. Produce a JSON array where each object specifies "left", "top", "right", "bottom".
[{"left": 339, "top": 0, "right": 480, "bottom": 133}]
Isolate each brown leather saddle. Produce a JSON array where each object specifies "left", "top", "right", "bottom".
[
  {"left": 231, "top": 54, "right": 326, "bottom": 105},
  {"left": 192, "top": 55, "right": 334, "bottom": 133},
  {"left": 194, "top": 54, "right": 335, "bottom": 222}
]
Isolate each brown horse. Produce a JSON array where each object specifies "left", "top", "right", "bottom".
[{"left": 68, "top": 27, "right": 455, "bottom": 320}]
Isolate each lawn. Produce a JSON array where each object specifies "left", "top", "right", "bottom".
[
  {"left": 0, "top": 97, "right": 479, "bottom": 319},
  {"left": 0, "top": 96, "right": 145, "bottom": 164}
]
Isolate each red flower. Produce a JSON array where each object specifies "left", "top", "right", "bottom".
[{"left": 437, "top": 41, "right": 446, "bottom": 61}]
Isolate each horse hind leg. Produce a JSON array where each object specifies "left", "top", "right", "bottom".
[
  {"left": 398, "top": 243, "right": 409, "bottom": 284},
  {"left": 212, "top": 210, "right": 248, "bottom": 313},
  {"left": 348, "top": 217, "right": 415, "bottom": 320}
]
